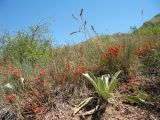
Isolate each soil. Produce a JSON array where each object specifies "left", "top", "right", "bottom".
[{"left": 43, "top": 93, "right": 160, "bottom": 120}]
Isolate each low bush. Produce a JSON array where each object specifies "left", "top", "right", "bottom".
[
  {"left": 0, "top": 26, "right": 53, "bottom": 66},
  {"left": 136, "top": 41, "right": 160, "bottom": 76}
]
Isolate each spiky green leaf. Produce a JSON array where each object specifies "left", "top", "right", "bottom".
[
  {"left": 123, "top": 95, "right": 146, "bottom": 106},
  {"left": 112, "top": 71, "right": 121, "bottom": 80},
  {"left": 97, "top": 78, "right": 106, "bottom": 92},
  {"left": 108, "top": 71, "right": 121, "bottom": 92},
  {"left": 108, "top": 79, "right": 119, "bottom": 93},
  {"left": 101, "top": 75, "right": 110, "bottom": 90},
  {"left": 100, "top": 91, "right": 112, "bottom": 100},
  {"left": 83, "top": 72, "right": 99, "bottom": 92},
  {"left": 133, "top": 87, "right": 151, "bottom": 100}
]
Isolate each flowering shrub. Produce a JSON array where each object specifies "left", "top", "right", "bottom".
[
  {"left": 49, "top": 68, "right": 54, "bottom": 79},
  {"left": 74, "top": 64, "right": 86, "bottom": 77},
  {"left": 13, "top": 68, "right": 22, "bottom": 80},
  {"left": 60, "top": 60, "right": 72, "bottom": 86},
  {"left": 0, "top": 65, "right": 22, "bottom": 81},
  {"left": 137, "top": 42, "right": 160, "bottom": 75},
  {"left": 100, "top": 45, "right": 122, "bottom": 74},
  {"left": 21, "top": 92, "right": 48, "bottom": 118},
  {"left": 137, "top": 42, "right": 152, "bottom": 57},
  {"left": 0, "top": 63, "right": 52, "bottom": 119},
  {"left": 5, "top": 94, "right": 16, "bottom": 103},
  {"left": 40, "top": 68, "right": 46, "bottom": 78},
  {"left": 102, "top": 45, "right": 121, "bottom": 59}
]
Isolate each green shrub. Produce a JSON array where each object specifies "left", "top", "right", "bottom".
[
  {"left": 138, "top": 25, "right": 160, "bottom": 35},
  {"left": 0, "top": 26, "right": 53, "bottom": 66},
  {"left": 123, "top": 87, "right": 151, "bottom": 106}
]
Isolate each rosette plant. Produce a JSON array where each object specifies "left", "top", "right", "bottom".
[{"left": 74, "top": 71, "right": 121, "bottom": 114}]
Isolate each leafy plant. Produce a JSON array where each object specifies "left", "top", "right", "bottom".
[
  {"left": 153, "top": 95, "right": 160, "bottom": 100},
  {"left": 74, "top": 71, "right": 121, "bottom": 114},
  {"left": 123, "top": 87, "right": 151, "bottom": 106},
  {"left": 0, "top": 26, "right": 53, "bottom": 66},
  {"left": 123, "top": 95, "right": 146, "bottom": 106},
  {"left": 83, "top": 71, "right": 121, "bottom": 100}
]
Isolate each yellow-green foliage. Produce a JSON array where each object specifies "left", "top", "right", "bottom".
[
  {"left": 136, "top": 24, "right": 160, "bottom": 35},
  {"left": 0, "top": 29, "right": 53, "bottom": 65}
]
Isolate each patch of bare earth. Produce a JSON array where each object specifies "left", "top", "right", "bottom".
[
  {"left": 101, "top": 99, "right": 159, "bottom": 120},
  {"left": 44, "top": 103, "right": 79, "bottom": 120}
]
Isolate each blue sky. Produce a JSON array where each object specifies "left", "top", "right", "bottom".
[{"left": 0, "top": 0, "right": 160, "bottom": 45}]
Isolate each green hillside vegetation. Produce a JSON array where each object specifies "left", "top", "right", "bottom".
[
  {"left": 0, "top": 13, "right": 160, "bottom": 119},
  {"left": 142, "top": 14, "right": 160, "bottom": 28},
  {"left": 134, "top": 14, "right": 160, "bottom": 35}
]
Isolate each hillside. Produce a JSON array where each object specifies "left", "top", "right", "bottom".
[
  {"left": 0, "top": 14, "right": 160, "bottom": 120},
  {"left": 83, "top": 13, "right": 160, "bottom": 47},
  {"left": 142, "top": 14, "right": 160, "bottom": 28}
]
